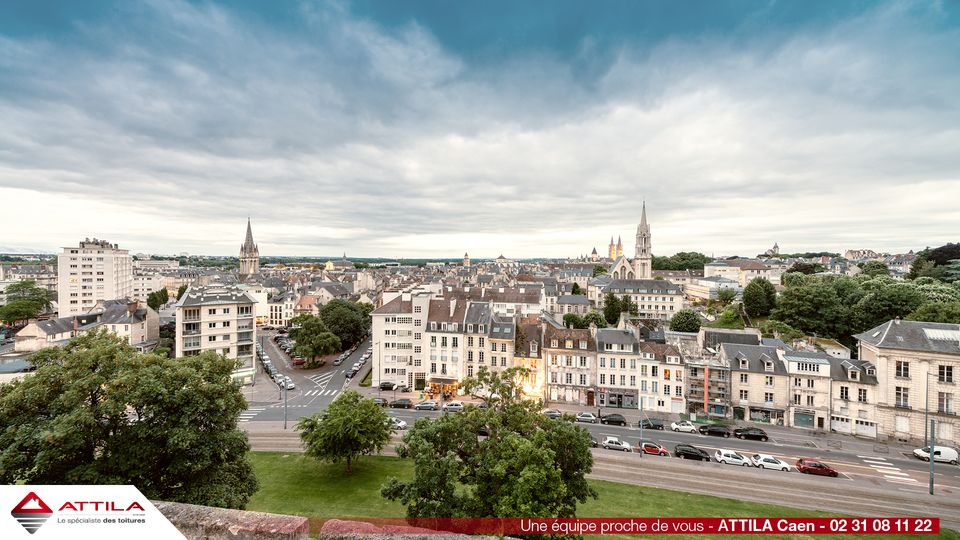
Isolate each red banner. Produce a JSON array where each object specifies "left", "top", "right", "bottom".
[{"left": 336, "top": 517, "right": 940, "bottom": 535}]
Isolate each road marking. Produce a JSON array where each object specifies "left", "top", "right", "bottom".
[
  {"left": 871, "top": 465, "right": 902, "bottom": 472},
  {"left": 863, "top": 459, "right": 892, "bottom": 466},
  {"left": 238, "top": 407, "right": 265, "bottom": 422},
  {"left": 882, "top": 471, "right": 910, "bottom": 477},
  {"left": 857, "top": 455, "right": 882, "bottom": 459},
  {"left": 886, "top": 476, "right": 918, "bottom": 482}
]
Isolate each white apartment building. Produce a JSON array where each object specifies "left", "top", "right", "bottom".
[
  {"left": 58, "top": 239, "right": 133, "bottom": 317},
  {"left": 132, "top": 273, "right": 165, "bottom": 302},
  {"left": 175, "top": 285, "right": 257, "bottom": 384},
  {"left": 784, "top": 350, "right": 833, "bottom": 430},
  {"left": 372, "top": 292, "right": 430, "bottom": 391}
]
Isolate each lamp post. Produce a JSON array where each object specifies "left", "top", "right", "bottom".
[
  {"left": 923, "top": 370, "right": 938, "bottom": 448},
  {"left": 928, "top": 419, "right": 936, "bottom": 495}
]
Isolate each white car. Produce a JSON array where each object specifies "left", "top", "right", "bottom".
[
  {"left": 715, "top": 449, "right": 750, "bottom": 466},
  {"left": 442, "top": 401, "right": 465, "bottom": 413},
  {"left": 913, "top": 446, "right": 959, "bottom": 465},
  {"left": 671, "top": 420, "right": 697, "bottom": 433},
  {"left": 751, "top": 453, "right": 791, "bottom": 471},
  {"left": 389, "top": 417, "right": 407, "bottom": 430},
  {"left": 601, "top": 437, "right": 631, "bottom": 452},
  {"left": 575, "top": 412, "right": 598, "bottom": 424}
]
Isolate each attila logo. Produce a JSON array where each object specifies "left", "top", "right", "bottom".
[{"left": 11, "top": 492, "right": 53, "bottom": 535}]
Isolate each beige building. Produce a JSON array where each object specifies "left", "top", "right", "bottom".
[
  {"left": 600, "top": 279, "right": 684, "bottom": 320},
  {"left": 14, "top": 300, "right": 158, "bottom": 353},
  {"left": 544, "top": 324, "right": 596, "bottom": 405},
  {"left": 829, "top": 359, "right": 880, "bottom": 438},
  {"left": 724, "top": 343, "right": 790, "bottom": 425},
  {"left": 58, "top": 239, "right": 133, "bottom": 317},
  {"left": 855, "top": 319, "right": 958, "bottom": 445},
  {"left": 372, "top": 291, "right": 430, "bottom": 391},
  {"left": 132, "top": 273, "right": 165, "bottom": 302},
  {"left": 704, "top": 259, "right": 782, "bottom": 287},
  {"left": 175, "top": 285, "right": 257, "bottom": 384},
  {"left": 784, "top": 350, "right": 834, "bottom": 430}
]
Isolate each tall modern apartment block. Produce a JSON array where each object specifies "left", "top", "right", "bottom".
[{"left": 57, "top": 238, "right": 134, "bottom": 317}]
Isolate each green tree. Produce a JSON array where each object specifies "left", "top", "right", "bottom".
[
  {"left": 709, "top": 306, "right": 744, "bottom": 329},
  {"left": 562, "top": 313, "right": 587, "bottom": 329},
  {"left": 759, "top": 320, "right": 804, "bottom": 341},
  {"left": 652, "top": 252, "right": 711, "bottom": 271},
  {"left": 854, "top": 284, "right": 925, "bottom": 331},
  {"left": 716, "top": 287, "right": 737, "bottom": 305},
  {"left": 602, "top": 293, "right": 621, "bottom": 326},
  {"left": 592, "top": 265, "right": 608, "bottom": 277},
  {"left": 859, "top": 261, "right": 890, "bottom": 277},
  {"left": 907, "top": 301, "right": 960, "bottom": 324},
  {"left": 787, "top": 262, "right": 825, "bottom": 275},
  {"left": 583, "top": 311, "right": 607, "bottom": 328},
  {"left": 0, "top": 280, "right": 52, "bottom": 322},
  {"left": 0, "top": 331, "right": 258, "bottom": 508},
  {"left": 669, "top": 309, "right": 701, "bottom": 333},
  {"left": 781, "top": 272, "right": 807, "bottom": 288},
  {"left": 915, "top": 282, "right": 960, "bottom": 304},
  {"left": 290, "top": 314, "right": 342, "bottom": 367},
  {"left": 297, "top": 390, "right": 390, "bottom": 473},
  {"left": 620, "top": 295, "right": 639, "bottom": 316},
  {"left": 742, "top": 277, "right": 777, "bottom": 317},
  {"left": 319, "top": 299, "right": 367, "bottom": 347},
  {"left": 571, "top": 283, "right": 583, "bottom": 295},
  {"left": 177, "top": 284, "right": 188, "bottom": 299},
  {"left": 382, "top": 367, "right": 597, "bottom": 528}
]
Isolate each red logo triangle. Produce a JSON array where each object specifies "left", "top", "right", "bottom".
[{"left": 12, "top": 492, "right": 52, "bottom": 514}]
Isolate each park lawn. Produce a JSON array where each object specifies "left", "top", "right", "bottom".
[
  {"left": 247, "top": 452, "right": 957, "bottom": 539},
  {"left": 359, "top": 369, "right": 372, "bottom": 387}
]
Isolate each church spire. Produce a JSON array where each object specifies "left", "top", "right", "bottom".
[{"left": 242, "top": 217, "right": 257, "bottom": 252}]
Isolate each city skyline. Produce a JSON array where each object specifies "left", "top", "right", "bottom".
[{"left": 2, "top": 1, "right": 959, "bottom": 257}]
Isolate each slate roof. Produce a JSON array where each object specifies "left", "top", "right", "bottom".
[
  {"left": 463, "top": 301, "right": 491, "bottom": 327},
  {"left": 854, "top": 320, "right": 960, "bottom": 355},
  {"left": 596, "top": 328, "right": 638, "bottom": 352},
  {"left": 829, "top": 358, "right": 879, "bottom": 385},
  {"left": 515, "top": 322, "right": 541, "bottom": 358},
  {"left": 701, "top": 328, "right": 761, "bottom": 350},
  {"left": 543, "top": 326, "right": 595, "bottom": 350},
  {"left": 557, "top": 294, "right": 590, "bottom": 305},
  {"left": 722, "top": 344, "right": 787, "bottom": 375},
  {"left": 602, "top": 279, "right": 682, "bottom": 294},
  {"left": 490, "top": 313, "right": 515, "bottom": 339},
  {"left": 372, "top": 296, "right": 412, "bottom": 315},
  {"left": 639, "top": 342, "right": 682, "bottom": 361}
]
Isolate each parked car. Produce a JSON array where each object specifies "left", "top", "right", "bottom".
[
  {"left": 698, "top": 425, "right": 732, "bottom": 438},
  {"left": 714, "top": 449, "right": 750, "bottom": 466},
  {"left": 734, "top": 427, "right": 770, "bottom": 442},
  {"left": 380, "top": 381, "right": 397, "bottom": 391},
  {"left": 415, "top": 400, "right": 439, "bottom": 411},
  {"left": 282, "top": 378, "right": 295, "bottom": 390},
  {"left": 636, "top": 441, "right": 670, "bottom": 456},
  {"left": 590, "top": 437, "right": 599, "bottom": 448},
  {"left": 751, "top": 454, "right": 791, "bottom": 471},
  {"left": 352, "top": 362, "right": 362, "bottom": 371},
  {"left": 345, "top": 369, "right": 357, "bottom": 379},
  {"left": 796, "top": 458, "right": 839, "bottom": 477},
  {"left": 638, "top": 418, "right": 664, "bottom": 430},
  {"left": 913, "top": 446, "right": 959, "bottom": 465},
  {"left": 292, "top": 357, "right": 305, "bottom": 366},
  {"left": 389, "top": 417, "right": 408, "bottom": 430},
  {"left": 671, "top": 420, "right": 697, "bottom": 433},
  {"left": 674, "top": 444, "right": 711, "bottom": 461},
  {"left": 389, "top": 399, "right": 413, "bottom": 409},
  {"left": 372, "top": 398, "right": 388, "bottom": 407},
  {"left": 333, "top": 357, "right": 345, "bottom": 366},
  {"left": 442, "top": 401, "right": 464, "bottom": 413},
  {"left": 600, "top": 413, "right": 627, "bottom": 426},
  {"left": 543, "top": 409, "right": 563, "bottom": 419},
  {"left": 575, "top": 412, "right": 598, "bottom": 424},
  {"left": 602, "top": 437, "right": 632, "bottom": 452}
]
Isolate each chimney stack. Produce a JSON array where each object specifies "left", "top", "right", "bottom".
[
  {"left": 72, "top": 317, "right": 79, "bottom": 337},
  {"left": 449, "top": 298, "right": 456, "bottom": 318},
  {"left": 128, "top": 300, "right": 138, "bottom": 317}
]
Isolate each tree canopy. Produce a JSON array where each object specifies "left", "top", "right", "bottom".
[
  {"left": 297, "top": 390, "right": 391, "bottom": 473},
  {"left": 669, "top": 309, "right": 701, "bottom": 333},
  {"left": 786, "top": 262, "right": 825, "bottom": 275},
  {"left": 859, "top": 261, "right": 890, "bottom": 277},
  {"left": 742, "top": 277, "right": 777, "bottom": 318},
  {"left": 290, "top": 314, "right": 341, "bottom": 367},
  {"left": 582, "top": 311, "right": 607, "bottom": 328},
  {"left": 562, "top": 313, "right": 587, "bottom": 329},
  {"left": 716, "top": 287, "right": 737, "bottom": 305},
  {"left": 0, "top": 280, "right": 52, "bottom": 323},
  {"left": 907, "top": 301, "right": 960, "bottom": 324},
  {"left": 592, "top": 265, "right": 608, "bottom": 277},
  {"left": 146, "top": 288, "right": 169, "bottom": 311},
  {"left": 0, "top": 331, "right": 258, "bottom": 508},
  {"left": 382, "top": 367, "right": 597, "bottom": 530},
  {"left": 602, "top": 293, "right": 622, "bottom": 326},
  {"left": 571, "top": 283, "right": 583, "bottom": 295},
  {"left": 652, "top": 252, "right": 710, "bottom": 271},
  {"left": 318, "top": 299, "right": 370, "bottom": 347}
]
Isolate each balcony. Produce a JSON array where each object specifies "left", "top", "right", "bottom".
[
  {"left": 182, "top": 341, "right": 201, "bottom": 350},
  {"left": 182, "top": 328, "right": 201, "bottom": 336},
  {"left": 182, "top": 316, "right": 201, "bottom": 322}
]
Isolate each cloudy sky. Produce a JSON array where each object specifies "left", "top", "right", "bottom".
[{"left": 1, "top": 1, "right": 958, "bottom": 258}]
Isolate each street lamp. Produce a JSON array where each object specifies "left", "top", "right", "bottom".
[{"left": 923, "top": 369, "right": 940, "bottom": 496}]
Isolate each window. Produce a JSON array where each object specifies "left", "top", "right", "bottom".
[
  {"left": 500, "top": 343, "right": 506, "bottom": 352},
  {"left": 675, "top": 386, "right": 682, "bottom": 397},
  {"left": 794, "top": 377, "right": 801, "bottom": 387},
  {"left": 468, "top": 366, "right": 474, "bottom": 377},
  {"left": 580, "top": 374, "right": 587, "bottom": 386},
  {"left": 208, "top": 336, "right": 216, "bottom": 342},
  {"left": 551, "top": 372, "right": 558, "bottom": 384},
  {"left": 500, "top": 357, "right": 506, "bottom": 367},
  {"left": 663, "top": 384, "right": 670, "bottom": 395},
  {"left": 621, "top": 375, "right": 626, "bottom": 386},
  {"left": 565, "top": 373, "right": 573, "bottom": 384},
  {"left": 858, "top": 388, "right": 868, "bottom": 403},
  {"left": 895, "top": 386, "right": 909, "bottom": 408},
  {"left": 806, "top": 395, "right": 814, "bottom": 406},
  {"left": 222, "top": 308, "right": 230, "bottom": 314},
  {"left": 740, "top": 373, "right": 748, "bottom": 384},
  {"left": 640, "top": 380, "right": 647, "bottom": 392},
  {"left": 579, "top": 357, "right": 587, "bottom": 368},
  {"left": 764, "top": 392, "right": 774, "bottom": 403},
  {"left": 938, "top": 392, "right": 954, "bottom": 414},
  {"left": 765, "top": 376, "right": 774, "bottom": 386},
  {"left": 430, "top": 363, "right": 436, "bottom": 374},
  {"left": 452, "top": 337, "right": 458, "bottom": 347},
  {"left": 490, "top": 355, "right": 496, "bottom": 366},
  {"left": 739, "top": 390, "right": 748, "bottom": 400},
  {"left": 441, "top": 336, "right": 447, "bottom": 347},
  {"left": 630, "top": 375, "right": 636, "bottom": 386},
  {"left": 620, "top": 359, "right": 626, "bottom": 369},
  {"left": 209, "top": 322, "right": 217, "bottom": 328},
  {"left": 467, "top": 351, "right": 473, "bottom": 362},
  {"left": 208, "top": 309, "right": 216, "bottom": 315},
  {"left": 940, "top": 365, "right": 954, "bottom": 384},
  {"left": 651, "top": 366, "right": 658, "bottom": 377},
  {"left": 479, "top": 325, "right": 485, "bottom": 333},
  {"left": 630, "top": 359, "right": 636, "bottom": 369},
  {"left": 414, "top": 305, "right": 422, "bottom": 313},
  {"left": 467, "top": 336, "right": 474, "bottom": 346},
  {"left": 806, "top": 378, "right": 814, "bottom": 388},
  {"left": 479, "top": 351, "right": 485, "bottom": 362},
  {"left": 531, "top": 342, "right": 538, "bottom": 354},
  {"left": 793, "top": 394, "right": 800, "bottom": 405},
  {"left": 840, "top": 386, "right": 849, "bottom": 400},
  {"left": 222, "top": 321, "right": 230, "bottom": 328},
  {"left": 895, "top": 361, "right": 909, "bottom": 378},
  {"left": 600, "top": 374, "right": 606, "bottom": 385},
  {"left": 651, "top": 381, "right": 658, "bottom": 393},
  {"left": 600, "top": 358, "right": 606, "bottom": 368},
  {"left": 551, "top": 339, "right": 558, "bottom": 347},
  {"left": 479, "top": 338, "right": 485, "bottom": 347},
  {"left": 430, "top": 336, "right": 436, "bottom": 346}
]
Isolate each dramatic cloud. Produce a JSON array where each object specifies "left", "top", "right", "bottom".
[{"left": 1, "top": 1, "right": 958, "bottom": 257}]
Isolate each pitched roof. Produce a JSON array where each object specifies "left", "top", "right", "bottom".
[
  {"left": 722, "top": 343, "right": 786, "bottom": 374},
  {"left": 372, "top": 296, "right": 411, "bottom": 315},
  {"left": 557, "top": 294, "right": 590, "bottom": 305},
  {"left": 543, "top": 325, "right": 595, "bottom": 350},
  {"left": 854, "top": 320, "right": 960, "bottom": 355},
  {"left": 603, "top": 279, "right": 682, "bottom": 294}
]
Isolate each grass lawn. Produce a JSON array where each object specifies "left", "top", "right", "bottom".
[
  {"left": 359, "top": 369, "right": 372, "bottom": 387},
  {"left": 247, "top": 452, "right": 957, "bottom": 539}
]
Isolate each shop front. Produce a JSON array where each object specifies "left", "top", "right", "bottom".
[
  {"left": 748, "top": 406, "right": 785, "bottom": 425},
  {"left": 426, "top": 376, "right": 459, "bottom": 400},
  {"left": 597, "top": 389, "right": 638, "bottom": 409}
]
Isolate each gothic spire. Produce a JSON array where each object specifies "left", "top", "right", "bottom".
[{"left": 242, "top": 217, "right": 257, "bottom": 252}]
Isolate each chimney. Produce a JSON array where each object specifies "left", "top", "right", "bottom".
[
  {"left": 449, "top": 298, "right": 457, "bottom": 318},
  {"left": 73, "top": 317, "right": 79, "bottom": 337},
  {"left": 128, "top": 300, "right": 138, "bottom": 317},
  {"left": 618, "top": 311, "right": 629, "bottom": 330}
]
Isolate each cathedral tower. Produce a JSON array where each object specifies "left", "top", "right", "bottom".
[
  {"left": 239, "top": 218, "right": 260, "bottom": 281},
  {"left": 633, "top": 202, "right": 652, "bottom": 279}
]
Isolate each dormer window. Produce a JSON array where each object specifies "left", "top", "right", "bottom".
[
  {"left": 866, "top": 368, "right": 875, "bottom": 376},
  {"left": 531, "top": 342, "right": 538, "bottom": 354},
  {"left": 551, "top": 339, "right": 558, "bottom": 348},
  {"left": 579, "top": 340, "right": 587, "bottom": 350},
  {"left": 442, "top": 323, "right": 447, "bottom": 331},
  {"left": 764, "top": 362, "right": 773, "bottom": 372},
  {"left": 468, "top": 324, "right": 473, "bottom": 333},
  {"left": 850, "top": 370, "right": 859, "bottom": 380},
  {"left": 739, "top": 359, "right": 748, "bottom": 369},
  {"left": 431, "top": 322, "right": 437, "bottom": 330},
  {"left": 479, "top": 324, "right": 485, "bottom": 333},
  {"left": 565, "top": 339, "right": 573, "bottom": 349}
]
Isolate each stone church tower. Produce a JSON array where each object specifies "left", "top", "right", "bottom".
[
  {"left": 632, "top": 202, "right": 652, "bottom": 279},
  {"left": 239, "top": 218, "right": 260, "bottom": 281}
]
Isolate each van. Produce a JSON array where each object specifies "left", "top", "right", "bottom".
[{"left": 913, "top": 446, "right": 959, "bottom": 465}]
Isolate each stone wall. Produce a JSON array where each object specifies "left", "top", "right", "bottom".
[{"left": 152, "top": 501, "right": 309, "bottom": 540}]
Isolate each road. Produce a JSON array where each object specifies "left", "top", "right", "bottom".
[
  {"left": 242, "top": 427, "right": 960, "bottom": 530},
  {"left": 239, "top": 333, "right": 373, "bottom": 423}
]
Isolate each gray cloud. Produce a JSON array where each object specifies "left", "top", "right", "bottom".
[{"left": 0, "top": 1, "right": 958, "bottom": 257}]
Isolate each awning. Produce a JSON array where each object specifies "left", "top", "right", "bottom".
[
  {"left": 427, "top": 376, "right": 458, "bottom": 384},
  {"left": 749, "top": 406, "right": 785, "bottom": 413}
]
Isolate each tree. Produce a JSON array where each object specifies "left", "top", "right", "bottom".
[
  {"left": 319, "top": 300, "right": 367, "bottom": 347},
  {"left": 297, "top": 390, "right": 390, "bottom": 473},
  {"left": 290, "top": 314, "right": 341, "bottom": 367},
  {"left": 859, "top": 260, "right": 890, "bottom": 277},
  {"left": 0, "top": 280, "right": 51, "bottom": 322},
  {"left": 562, "top": 313, "right": 586, "bottom": 329},
  {"left": 0, "top": 331, "right": 258, "bottom": 508},
  {"left": 781, "top": 272, "right": 808, "bottom": 288},
  {"left": 620, "top": 295, "right": 639, "bottom": 316},
  {"left": 583, "top": 311, "right": 607, "bottom": 328},
  {"left": 716, "top": 287, "right": 737, "bottom": 305},
  {"left": 787, "top": 262, "right": 825, "bottom": 275},
  {"left": 177, "top": 284, "right": 188, "bottom": 299},
  {"left": 602, "top": 293, "right": 621, "bottom": 326},
  {"left": 907, "top": 302, "right": 960, "bottom": 324},
  {"left": 759, "top": 320, "right": 804, "bottom": 341},
  {"left": 854, "top": 284, "right": 925, "bottom": 332},
  {"left": 669, "top": 309, "right": 701, "bottom": 333},
  {"left": 742, "top": 277, "right": 777, "bottom": 317},
  {"left": 146, "top": 288, "right": 169, "bottom": 311},
  {"left": 652, "top": 252, "right": 711, "bottom": 271},
  {"left": 592, "top": 265, "right": 608, "bottom": 277},
  {"left": 771, "top": 281, "right": 847, "bottom": 338},
  {"left": 382, "top": 367, "right": 597, "bottom": 527},
  {"left": 709, "top": 306, "right": 744, "bottom": 329},
  {"left": 571, "top": 283, "right": 583, "bottom": 295}
]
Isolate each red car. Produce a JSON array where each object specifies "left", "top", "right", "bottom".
[
  {"left": 292, "top": 356, "right": 306, "bottom": 366},
  {"left": 795, "top": 458, "right": 839, "bottom": 477},
  {"left": 636, "top": 441, "right": 670, "bottom": 456}
]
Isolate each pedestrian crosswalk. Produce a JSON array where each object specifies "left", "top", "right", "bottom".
[
  {"left": 238, "top": 407, "right": 265, "bottom": 422},
  {"left": 857, "top": 455, "right": 920, "bottom": 486},
  {"left": 303, "top": 389, "right": 339, "bottom": 397},
  {"left": 308, "top": 372, "right": 335, "bottom": 386}
]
